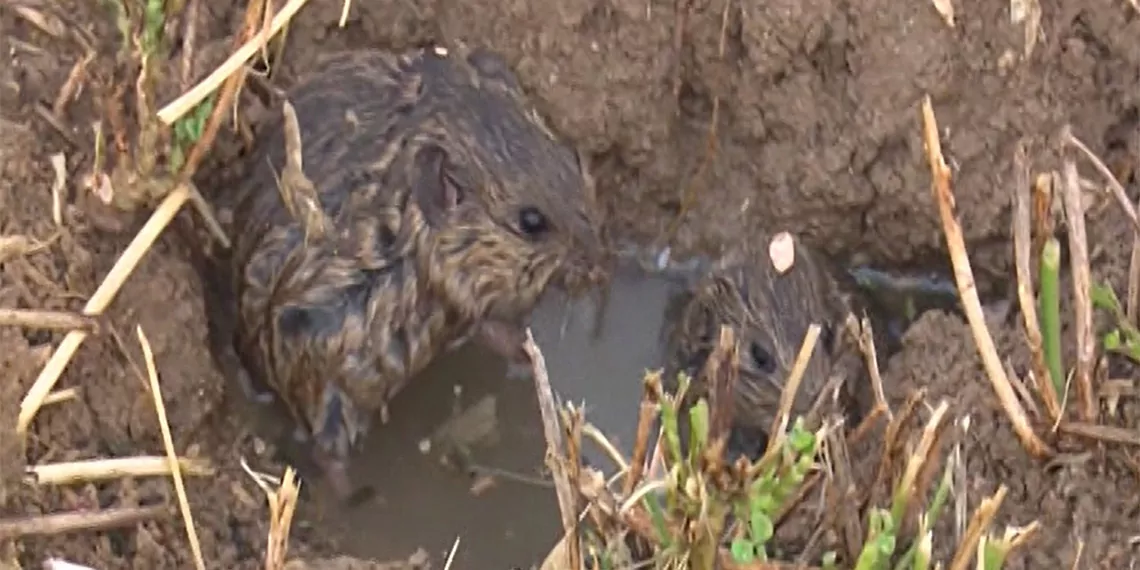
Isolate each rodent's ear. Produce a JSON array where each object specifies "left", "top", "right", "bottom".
[{"left": 411, "top": 144, "right": 464, "bottom": 228}]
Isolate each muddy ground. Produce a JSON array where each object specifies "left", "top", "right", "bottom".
[{"left": 2, "top": 0, "right": 1140, "bottom": 567}]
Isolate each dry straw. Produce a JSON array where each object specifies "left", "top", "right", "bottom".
[
  {"left": 137, "top": 326, "right": 206, "bottom": 570},
  {"left": 920, "top": 95, "right": 1053, "bottom": 458}
]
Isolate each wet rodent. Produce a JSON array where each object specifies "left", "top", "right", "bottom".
[
  {"left": 661, "top": 234, "right": 861, "bottom": 460},
  {"left": 204, "top": 45, "right": 607, "bottom": 503}
]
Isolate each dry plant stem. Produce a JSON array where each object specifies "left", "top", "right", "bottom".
[
  {"left": 846, "top": 405, "right": 884, "bottom": 444},
  {"left": 17, "top": 185, "right": 191, "bottom": 436},
  {"left": 946, "top": 486, "right": 1008, "bottom": 570},
  {"left": 706, "top": 325, "right": 739, "bottom": 446},
  {"left": 869, "top": 390, "right": 924, "bottom": 511},
  {"left": 622, "top": 375, "right": 660, "bottom": 497},
  {"left": 818, "top": 428, "right": 862, "bottom": 562},
  {"left": 1031, "top": 173, "right": 1054, "bottom": 264},
  {"left": 1131, "top": 211, "right": 1140, "bottom": 325},
  {"left": 42, "top": 388, "right": 78, "bottom": 406},
  {"left": 28, "top": 456, "right": 214, "bottom": 485},
  {"left": 0, "top": 308, "right": 97, "bottom": 332},
  {"left": 920, "top": 95, "right": 1053, "bottom": 458},
  {"left": 576, "top": 469, "right": 822, "bottom": 570},
  {"left": 260, "top": 467, "right": 302, "bottom": 570},
  {"left": 0, "top": 505, "right": 169, "bottom": 540},
  {"left": 852, "top": 314, "right": 891, "bottom": 420},
  {"left": 177, "top": 0, "right": 266, "bottom": 185},
  {"left": 761, "top": 323, "right": 821, "bottom": 462},
  {"left": 891, "top": 401, "right": 950, "bottom": 530},
  {"left": 339, "top": 0, "right": 353, "bottom": 26},
  {"left": 1060, "top": 159, "right": 1097, "bottom": 422},
  {"left": 1059, "top": 421, "right": 1140, "bottom": 446},
  {"left": 581, "top": 423, "right": 630, "bottom": 474},
  {"left": 952, "top": 416, "right": 969, "bottom": 544},
  {"left": 775, "top": 401, "right": 892, "bottom": 526},
  {"left": 157, "top": 0, "right": 313, "bottom": 124},
  {"left": 1063, "top": 129, "right": 1140, "bottom": 234},
  {"left": 1069, "top": 538, "right": 1085, "bottom": 570},
  {"left": 173, "top": 0, "right": 273, "bottom": 251},
  {"left": 179, "top": 0, "right": 201, "bottom": 91},
  {"left": 1005, "top": 360, "right": 1041, "bottom": 418},
  {"left": 137, "top": 326, "right": 205, "bottom": 570},
  {"left": 1012, "top": 142, "right": 1063, "bottom": 422},
  {"left": 52, "top": 52, "right": 94, "bottom": 117},
  {"left": 523, "top": 330, "right": 581, "bottom": 570},
  {"left": 1072, "top": 118, "right": 1140, "bottom": 322}
]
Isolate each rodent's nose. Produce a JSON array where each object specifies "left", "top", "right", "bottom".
[
  {"left": 578, "top": 242, "right": 613, "bottom": 284},
  {"left": 561, "top": 242, "right": 611, "bottom": 295}
]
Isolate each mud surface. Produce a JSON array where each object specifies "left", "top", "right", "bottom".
[{"left": 3, "top": 0, "right": 1140, "bottom": 567}]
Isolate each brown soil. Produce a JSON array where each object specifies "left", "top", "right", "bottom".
[{"left": 2, "top": 0, "right": 1140, "bottom": 567}]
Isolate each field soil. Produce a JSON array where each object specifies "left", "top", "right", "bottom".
[{"left": 3, "top": 0, "right": 1140, "bottom": 567}]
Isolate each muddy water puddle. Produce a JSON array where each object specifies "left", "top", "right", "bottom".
[
  {"left": 240, "top": 258, "right": 959, "bottom": 567},
  {"left": 282, "top": 265, "right": 681, "bottom": 567}
]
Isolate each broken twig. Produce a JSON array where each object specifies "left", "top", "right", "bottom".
[
  {"left": 0, "top": 308, "right": 97, "bottom": 332},
  {"left": 1011, "top": 142, "right": 1062, "bottom": 422},
  {"left": 920, "top": 95, "right": 1052, "bottom": 458},
  {"left": 1059, "top": 160, "right": 1096, "bottom": 422},
  {"left": 524, "top": 330, "right": 582, "bottom": 570},
  {"left": 0, "top": 505, "right": 169, "bottom": 540}
]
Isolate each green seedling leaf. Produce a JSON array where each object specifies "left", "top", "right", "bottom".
[
  {"left": 644, "top": 494, "right": 671, "bottom": 548},
  {"left": 143, "top": 0, "right": 166, "bottom": 54},
  {"left": 1105, "top": 329, "right": 1122, "bottom": 351},
  {"left": 914, "top": 533, "right": 932, "bottom": 570},
  {"left": 660, "top": 396, "right": 682, "bottom": 466},
  {"left": 855, "top": 509, "right": 897, "bottom": 570},
  {"left": 749, "top": 492, "right": 775, "bottom": 514},
  {"left": 750, "top": 471, "right": 777, "bottom": 499},
  {"left": 688, "top": 399, "right": 709, "bottom": 461},
  {"left": 980, "top": 535, "right": 1010, "bottom": 570},
  {"left": 789, "top": 421, "right": 816, "bottom": 454},
  {"left": 821, "top": 551, "right": 838, "bottom": 570},
  {"left": 730, "top": 538, "right": 756, "bottom": 563},
  {"left": 1090, "top": 281, "right": 1122, "bottom": 313},
  {"left": 748, "top": 511, "right": 774, "bottom": 545}
]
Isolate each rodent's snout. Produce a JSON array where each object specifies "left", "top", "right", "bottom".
[{"left": 562, "top": 236, "right": 613, "bottom": 293}]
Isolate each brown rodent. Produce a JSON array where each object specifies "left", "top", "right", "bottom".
[
  {"left": 205, "top": 45, "right": 607, "bottom": 502},
  {"left": 662, "top": 234, "right": 860, "bottom": 460}
]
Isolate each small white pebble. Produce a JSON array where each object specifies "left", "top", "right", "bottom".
[
  {"left": 433, "top": 45, "right": 449, "bottom": 57},
  {"left": 418, "top": 438, "right": 432, "bottom": 454},
  {"left": 769, "top": 231, "right": 796, "bottom": 274},
  {"left": 655, "top": 246, "right": 672, "bottom": 271}
]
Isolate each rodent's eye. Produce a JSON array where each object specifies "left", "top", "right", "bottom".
[
  {"left": 518, "top": 206, "right": 550, "bottom": 237},
  {"left": 749, "top": 342, "right": 778, "bottom": 375}
]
